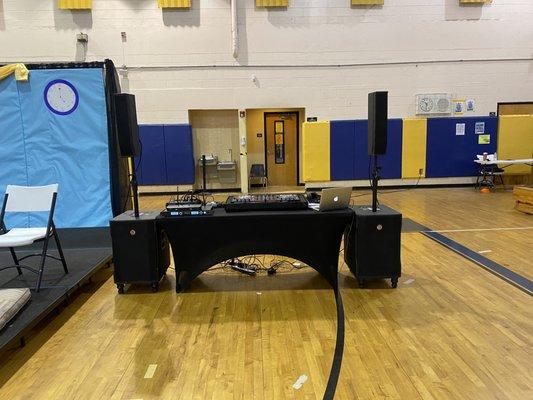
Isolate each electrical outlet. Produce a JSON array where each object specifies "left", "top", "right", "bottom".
[{"left": 418, "top": 168, "right": 424, "bottom": 176}]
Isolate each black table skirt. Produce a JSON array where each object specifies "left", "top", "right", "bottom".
[
  {"left": 158, "top": 208, "right": 354, "bottom": 292},
  {"left": 158, "top": 207, "right": 354, "bottom": 400}
]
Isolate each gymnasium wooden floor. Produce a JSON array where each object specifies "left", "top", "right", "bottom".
[{"left": 0, "top": 188, "right": 531, "bottom": 399}]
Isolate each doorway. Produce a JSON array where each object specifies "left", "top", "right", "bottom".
[{"left": 264, "top": 112, "right": 299, "bottom": 186}]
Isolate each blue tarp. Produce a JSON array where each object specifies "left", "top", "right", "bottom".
[{"left": 0, "top": 69, "right": 112, "bottom": 228}]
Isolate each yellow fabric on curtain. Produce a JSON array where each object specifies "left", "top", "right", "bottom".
[
  {"left": 256, "top": 0, "right": 288, "bottom": 7},
  {"left": 0, "top": 64, "right": 29, "bottom": 82},
  {"left": 58, "top": 0, "right": 92, "bottom": 10},
  {"left": 157, "top": 0, "right": 191, "bottom": 8}
]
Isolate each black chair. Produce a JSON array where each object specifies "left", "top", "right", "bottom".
[
  {"left": 249, "top": 164, "right": 268, "bottom": 190},
  {"left": 476, "top": 165, "right": 505, "bottom": 190}
]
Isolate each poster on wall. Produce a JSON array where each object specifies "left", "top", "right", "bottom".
[
  {"left": 452, "top": 99, "right": 465, "bottom": 115},
  {"left": 475, "top": 122, "right": 485, "bottom": 134},
  {"left": 455, "top": 123, "right": 466, "bottom": 136},
  {"left": 466, "top": 99, "right": 475, "bottom": 112},
  {"left": 478, "top": 135, "right": 491, "bottom": 145}
]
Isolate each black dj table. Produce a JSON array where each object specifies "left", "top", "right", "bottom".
[
  {"left": 158, "top": 207, "right": 354, "bottom": 400},
  {"left": 157, "top": 207, "right": 353, "bottom": 292}
]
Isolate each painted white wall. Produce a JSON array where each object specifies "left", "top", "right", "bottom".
[{"left": 1, "top": 0, "right": 532, "bottom": 123}]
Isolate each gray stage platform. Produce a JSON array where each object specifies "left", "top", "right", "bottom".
[{"left": 0, "top": 228, "right": 112, "bottom": 352}]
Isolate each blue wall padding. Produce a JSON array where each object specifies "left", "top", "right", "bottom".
[
  {"left": 330, "top": 120, "right": 356, "bottom": 180},
  {"left": 353, "top": 119, "right": 403, "bottom": 180},
  {"left": 426, "top": 116, "right": 498, "bottom": 178},
  {"left": 137, "top": 125, "right": 167, "bottom": 185},
  {"left": 0, "top": 69, "right": 112, "bottom": 228},
  {"left": 164, "top": 125, "right": 195, "bottom": 184}
]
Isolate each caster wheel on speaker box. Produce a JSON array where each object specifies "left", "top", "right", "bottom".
[
  {"left": 117, "top": 284, "right": 125, "bottom": 294},
  {"left": 151, "top": 283, "right": 159, "bottom": 293},
  {"left": 358, "top": 279, "right": 365, "bottom": 288},
  {"left": 391, "top": 278, "right": 398, "bottom": 288}
]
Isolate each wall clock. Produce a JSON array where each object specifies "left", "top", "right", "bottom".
[
  {"left": 419, "top": 97, "right": 434, "bottom": 113},
  {"left": 44, "top": 79, "right": 79, "bottom": 115}
]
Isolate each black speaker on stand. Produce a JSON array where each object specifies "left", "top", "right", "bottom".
[
  {"left": 110, "top": 93, "right": 170, "bottom": 293},
  {"left": 368, "top": 91, "right": 388, "bottom": 212},
  {"left": 344, "top": 91, "right": 402, "bottom": 288},
  {"left": 114, "top": 93, "right": 141, "bottom": 218}
]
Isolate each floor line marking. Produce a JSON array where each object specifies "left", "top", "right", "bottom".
[
  {"left": 426, "top": 227, "right": 533, "bottom": 233},
  {"left": 144, "top": 364, "right": 158, "bottom": 379},
  {"left": 422, "top": 231, "right": 533, "bottom": 296}
]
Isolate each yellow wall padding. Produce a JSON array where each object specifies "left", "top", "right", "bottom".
[
  {"left": 0, "top": 64, "right": 29, "bottom": 82},
  {"left": 302, "top": 121, "right": 330, "bottom": 182},
  {"left": 256, "top": 0, "right": 289, "bottom": 7},
  {"left": 58, "top": 0, "right": 92, "bottom": 9},
  {"left": 402, "top": 119, "right": 427, "bottom": 179},
  {"left": 352, "top": 0, "right": 384, "bottom": 5},
  {"left": 158, "top": 0, "right": 191, "bottom": 8},
  {"left": 497, "top": 115, "right": 533, "bottom": 174}
]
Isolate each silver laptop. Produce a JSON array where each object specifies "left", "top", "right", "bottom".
[{"left": 310, "top": 187, "right": 352, "bottom": 211}]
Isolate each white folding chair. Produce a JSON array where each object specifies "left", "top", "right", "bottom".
[{"left": 0, "top": 184, "right": 68, "bottom": 292}]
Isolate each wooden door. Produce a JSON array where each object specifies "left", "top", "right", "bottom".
[{"left": 265, "top": 113, "right": 297, "bottom": 186}]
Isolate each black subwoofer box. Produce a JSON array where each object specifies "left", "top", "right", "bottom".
[
  {"left": 111, "top": 211, "right": 170, "bottom": 293},
  {"left": 344, "top": 205, "right": 401, "bottom": 288}
]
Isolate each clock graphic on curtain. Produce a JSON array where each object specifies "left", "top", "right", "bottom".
[{"left": 44, "top": 79, "right": 79, "bottom": 115}]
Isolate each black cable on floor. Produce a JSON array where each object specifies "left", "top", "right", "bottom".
[{"left": 323, "top": 282, "right": 345, "bottom": 400}]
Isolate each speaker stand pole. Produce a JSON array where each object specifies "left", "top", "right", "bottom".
[
  {"left": 371, "top": 155, "right": 380, "bottom": 213},
  {"left": 201, "top": 155, "right": 207, "bottom": 205},
  {"left": 130, "top": 157, "right": 140, "bottom": 218}
]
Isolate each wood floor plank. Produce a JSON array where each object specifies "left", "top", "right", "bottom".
[{"left": 0, "top": 189, "right": 531, "bottom": 399}]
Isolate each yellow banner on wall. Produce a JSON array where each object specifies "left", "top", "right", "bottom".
[
  {"left": 58, "top": 0, "right": 92, "bottom": 9},
  {"left": 352, "top": 0, "right": 384, "bottom": 5},
  {"left": 459, "top": 0, "right": 490, "bottom": 4},
  {"left": 256, "top": 0, "right": 288, "bottom": 7},
  {"left": 158, "top": 0, "right": 191, "bottom": 8}
]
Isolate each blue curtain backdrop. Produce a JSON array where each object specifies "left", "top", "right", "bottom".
[{"left": 0, "top": 68, "right": 112, "bottom": 228}]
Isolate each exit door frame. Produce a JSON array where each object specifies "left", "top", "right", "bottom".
[{"left": 263, "top": 111, "right": 301, "bottom": 186}]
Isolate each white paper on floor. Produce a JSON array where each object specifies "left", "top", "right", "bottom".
[
  {"left": 144, "top": 364, "right": 158, "bottom": 379},
  {"left": 403, "top": 278, "right": 415, "bottom": 285},
  {"left": 292, "top": 374, "right": 308, "bottom": 390}
]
